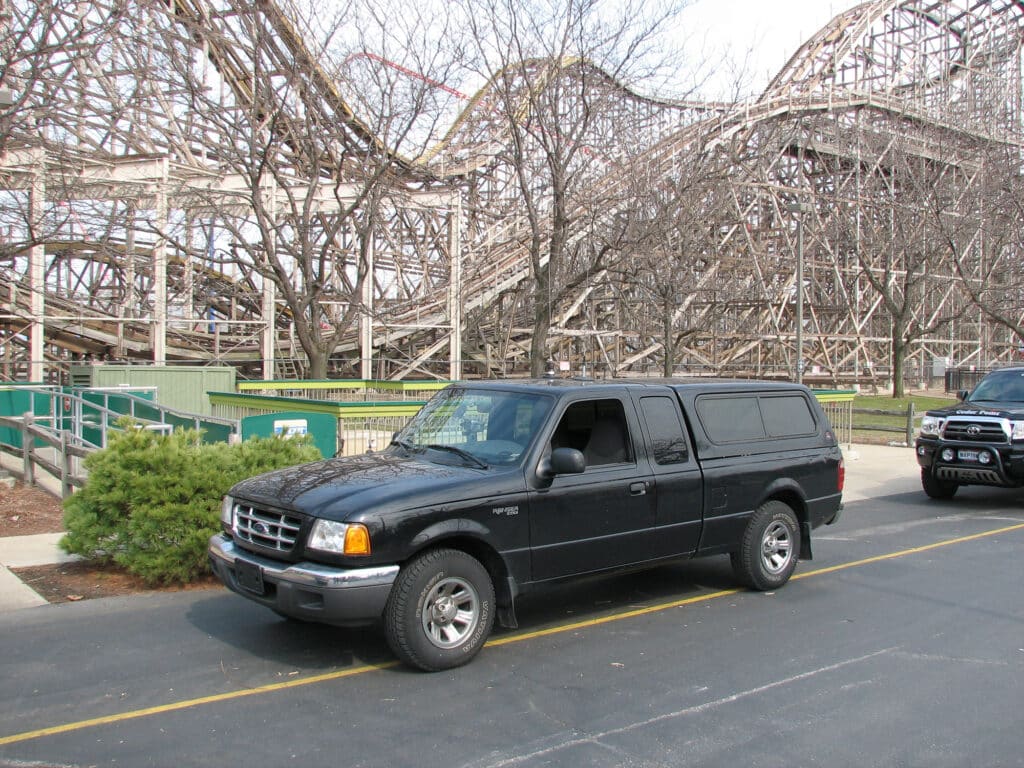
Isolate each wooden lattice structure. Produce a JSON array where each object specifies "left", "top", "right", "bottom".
[{"left": 1, "top": 0, "right": 1022, "bottom": 386}]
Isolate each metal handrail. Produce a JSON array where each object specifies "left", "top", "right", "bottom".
[{"left": 0, "top": 386, "right": 241, "bottom": 497}]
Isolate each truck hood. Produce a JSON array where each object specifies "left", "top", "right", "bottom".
[
  {"left": 228, "top": 451, "right": 514, "bottom": 520},
  {"left": 927, "top": 401, "right": 1024, "bottom": 419}
]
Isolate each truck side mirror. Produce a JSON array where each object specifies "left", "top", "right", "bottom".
[
  {"left": 538, "top": 447, "right": 586, "bottom": 479},
  {"left": 957, "top": 389, "right": 969, "bottom": 401}
]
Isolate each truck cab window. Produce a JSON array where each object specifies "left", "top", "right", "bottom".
[
  {"left": 551, "top": 399, "right": 632, "bottom": 466},
  {"left": 639, "top": 396, "right": 689, "bottom": 464}
]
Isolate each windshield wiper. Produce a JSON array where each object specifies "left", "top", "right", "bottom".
[
  {"left": 390, "top": 438, "right": 423, "bottom": 455},
  {"left": 426, "top": 444, "right": 488, "bottom": 469}
]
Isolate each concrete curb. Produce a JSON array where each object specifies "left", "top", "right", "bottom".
[
  {"left": 0, "top": 533, "right": 82, "bottom": 612},
  {"left": 0, "top": 564, "right": 48, "bottom": 609}
]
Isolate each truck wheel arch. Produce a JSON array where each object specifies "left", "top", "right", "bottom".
[
  {"left": 401, "top": 529, "right": 517, "bottom": 630},
  {"left": 756, "top": 483, "right": 812, "bottom": 560}
]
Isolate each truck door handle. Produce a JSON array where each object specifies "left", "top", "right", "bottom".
[{"left": 629, "top": 481, "right": 647, "bottom": 496}]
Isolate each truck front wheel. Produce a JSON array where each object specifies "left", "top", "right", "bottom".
[
  {"left": 921, "top": 468, "right": 958, "bottom": 499},
  {"left": 384, "top": 548, "right": 494, "bottom": 671},
  {"left": 731, "top": 501, "right": 801, "bottom": 590}
]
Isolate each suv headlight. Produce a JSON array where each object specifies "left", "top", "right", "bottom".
[
  {"left": 919, "top": 415, "right": 944, "bottom": 438},
  {"left": 308, "top": 520, "right": 371, "bottom": 555},
  {"left": 1011, "top": 421, "right": 1024, "bottom": 441}
]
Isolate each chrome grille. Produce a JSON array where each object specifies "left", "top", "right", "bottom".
[
  {"left": 233, "top": 503, "right": 302, "bottom": 552},
  {"left": 942, "top": 419, "right": 1008, "bottom": 444}
]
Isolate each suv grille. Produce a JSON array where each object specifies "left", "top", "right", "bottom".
[
  {"left": 942, "top": 419, "right": 1008, "bottom": 444},
  {"left": 233, "top": 503, "right": 302, "bottom": 552}
]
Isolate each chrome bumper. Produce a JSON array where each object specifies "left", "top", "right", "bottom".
[{"left": 208, "top": 533, "right": 399, "bottom": 626}]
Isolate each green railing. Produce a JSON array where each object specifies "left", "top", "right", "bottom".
[
  {"left": 0, "top": 385, "right": 240, "bottom": 497},
  {"left": 813, "top": 389, "right": 856, "bottom": 448},
  {"left": 235, "top": 379, "right": 450, "bottom": 402},
  {"left": 209, "top": 391, "right": 427, "bottom": 456}
]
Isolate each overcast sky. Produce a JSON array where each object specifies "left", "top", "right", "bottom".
[{"left": 679, "top": 0, "right": 863, "bottom": 96}]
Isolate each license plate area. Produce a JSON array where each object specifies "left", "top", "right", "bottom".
[
  {"left": 957, "top": 449, "right": 980, "bottom": 463},
  {"left": 235, "top": 559, "right": 265, "bottom": 595}
]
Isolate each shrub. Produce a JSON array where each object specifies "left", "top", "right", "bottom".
[{"left": 61, "top": 425, "right": 321, "bottom": 585}]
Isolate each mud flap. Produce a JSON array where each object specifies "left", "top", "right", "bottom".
[
  {"left": 799, "top": 521, "right": 813, "bottom": 560},
  {"left": 497, "top": 576, "right": 518, "bottom": 629}
]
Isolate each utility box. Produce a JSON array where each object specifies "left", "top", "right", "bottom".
[{"left": 68, "top": 365, "right": 236, "bottom": 416}]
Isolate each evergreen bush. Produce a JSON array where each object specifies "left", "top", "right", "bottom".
[{"left": 61, "top": 424, "right": 321, "bottom": 585}]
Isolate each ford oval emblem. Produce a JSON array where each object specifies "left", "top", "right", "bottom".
[
  {"left": 966, "top": 424, "right": 981, "bottom": 437},
  {"left": 252, "top": 521, "right": 270, "bottom": 535}
]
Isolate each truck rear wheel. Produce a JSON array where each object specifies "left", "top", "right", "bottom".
[
  {"left": 731, "top": 500, "right": 800, "bottom": 590},
  {"left": 921, "top": 468, "right": 958, "bottom": 499},
  {"left": 384, "top": 548, "right": 494, "bottom": 671}
]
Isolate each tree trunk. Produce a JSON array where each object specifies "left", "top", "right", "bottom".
[
  {"left": 306, "top": 347, "right": 329, "bottom": 380},
  {"left": 530, "top": 301, "right": 552, "bottom": 377},
  {"left": 662, "top": 296, "right": 674, "bottom": 378},
  {"left": 891, "top": 333, "right": 907, "bottom": 398}
]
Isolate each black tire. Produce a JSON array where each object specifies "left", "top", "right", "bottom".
[
  {"left": 384, "top": 548, "right": 494, "bottom": 672},
  {"left": 921, "top": 468, "right": 958, "bottom": 500},
  {"left": 731, "top": 500, "right": 801, "bottom": 590}
]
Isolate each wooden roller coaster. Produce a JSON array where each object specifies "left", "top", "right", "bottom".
[{"left": 1, "top": 0, "right": 1022, "bottom": 385}]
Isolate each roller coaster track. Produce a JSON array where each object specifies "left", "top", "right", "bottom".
[
  {"left": 380, "top": 85, "right": 1024, "bottom": 370},
  {"left": 2, "top": 0, "right": 1023, "bottom": 381}
]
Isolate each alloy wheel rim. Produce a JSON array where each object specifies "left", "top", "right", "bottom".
[
  {"left": 761, "top": 520, "right": 793, "bottom": 574},
  {"left": 421, "top": 576, "right": 480, "bottom": 649}
]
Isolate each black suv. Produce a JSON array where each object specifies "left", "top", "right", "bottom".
[{"left": 916, "top": 366, "right": 1024, "bottom": 498}]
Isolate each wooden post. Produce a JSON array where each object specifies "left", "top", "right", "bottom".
[
  {"left": 60, "top": 430, "right": 71, "bottom": 499},
  {"left": 905, "top": 403, "right": 916, "bottom": 446},
  {"left": 21, "top": 412, "right": 35, "bottom": 486}
]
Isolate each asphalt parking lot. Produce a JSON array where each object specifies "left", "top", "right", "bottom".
[{"left": 1, "top": 445, "right": 1023, "bottom": 768}]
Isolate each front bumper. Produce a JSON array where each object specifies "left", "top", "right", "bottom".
[
  {"left": 916, "top": 440, "right": 1024, "bottom": 488},
  {"left": 208, "top": 533, "right": 399, "bottom": 626}
]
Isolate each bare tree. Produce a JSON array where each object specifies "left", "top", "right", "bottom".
[
  {"left": 609, "top": 129, "right": 735, "bottom": 376},
  {"left": 157, "top": 0, "right": 470, "bottom": 379},
  {"left": 457, "top": 0, "right": 692, "bottom": 377},
  {"left": 943, "top": 143, "right": 1024, "bottom": 352},
  {"left": 842, "top": 140, "right": 971, "bottom": 397},
  {"left": 0, "top": 1, "right": 119, "bottom": 258}
]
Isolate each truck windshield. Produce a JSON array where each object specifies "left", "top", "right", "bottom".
[
  {"left": 970, "top": 371, "right": 1024, "bottom": 403},
  {"left": 392, "top": 388, "right": 551, "bottom": 467}
]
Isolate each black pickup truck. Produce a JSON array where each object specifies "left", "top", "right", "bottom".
[
  {"left": 210, "top": 378, "right": 844, "bottom": 670},
  {"left": 915, "top": 366, "right": 1024, "bottom": 498}
]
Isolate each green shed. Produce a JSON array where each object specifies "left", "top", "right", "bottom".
[{"left": 68, "top": 365, "right": 236, "bottom": 416}]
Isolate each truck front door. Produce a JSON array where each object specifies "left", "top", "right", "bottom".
[{"left": 527, "top": 396, "right": 656, "bottom": 581}]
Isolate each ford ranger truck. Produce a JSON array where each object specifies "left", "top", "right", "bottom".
[
  {"left": 210, "top": 378, "right": 844, "bottom": 671},
  {"left": 916, "top": 366, "right": 1024, "bottom": 499}
]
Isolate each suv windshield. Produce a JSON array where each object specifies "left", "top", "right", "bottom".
[
  {"left": 392, "top": 388, "right": 552, "bottom": 467},
  {"left": 969, "top": 370, "right": 1024, "bottom": 403}
]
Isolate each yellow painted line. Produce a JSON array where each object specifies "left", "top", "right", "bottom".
[
  {"left": 2, "top": 520, "right": 1023, "bottom": 746},
  {"left": 793, "top": 521, "right": 1024, "bottom": 581},
  {"left": 0, "top": 662, "right": 398, "bottom": 746},
  {"left": 485, "top": 587, "right": 743, "bottom": 646}
]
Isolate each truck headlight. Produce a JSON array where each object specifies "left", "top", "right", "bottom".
[
  {"left": 308, "top": 520, "right": 372, "bottom": 556},
  {"left": 1011, "top": 421, "right": 1024, "bottom": 441},
  {"left": 221, "top": 495, "right": 235, "bottom": 526},
  {"left": 919, "top": 415, "right": 944, "bottom": 437}
]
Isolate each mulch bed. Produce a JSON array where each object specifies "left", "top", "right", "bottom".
[{"left": 1, "top": 479, "right": 218, "bottom": 603}]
